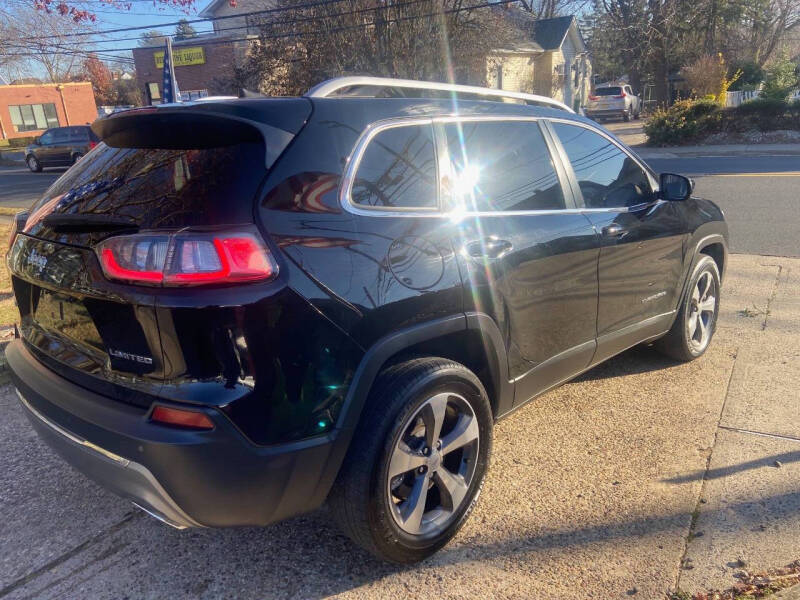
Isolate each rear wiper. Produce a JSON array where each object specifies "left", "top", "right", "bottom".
[{"left": 42, "top": 213, "right": 139, "bottom": 232}]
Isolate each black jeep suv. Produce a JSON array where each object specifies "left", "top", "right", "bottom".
[{"left": 6, "top": 78, "right": 727, "bottom": 564}]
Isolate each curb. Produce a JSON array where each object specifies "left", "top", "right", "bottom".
[{"left": 634, "top": 143, "right": 800, "bottom": 159}]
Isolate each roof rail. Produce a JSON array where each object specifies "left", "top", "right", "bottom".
[{"left": 305, "top": 76, "right": 574, "bottom": 113}]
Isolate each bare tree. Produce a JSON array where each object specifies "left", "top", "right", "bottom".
[
  {"left": 1, "top": 4, "right": 94, "bottom": 82},
  {"left": 722, "top": 0, "right": 800, "bottom": 66},
  {"left": 237, "top": 0, "right": 523, "bottom": 96},
  {"left": 522, "top": 0, "right": 591, "bottom": 19},
  {"left": 587, "top": 0, "right": 800, "bottom": 103}
]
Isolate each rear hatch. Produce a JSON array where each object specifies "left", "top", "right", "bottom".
[
  {"left": 588, "top": 86, "right": 625, "bottom": 111},
  {"left": 8, "top": 99, "right": 311, "bottom": 407}
]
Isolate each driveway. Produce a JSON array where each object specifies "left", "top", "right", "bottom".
[
  {"left": 2, "top": 253, "right": 799, "bottom": 599},
  {"left": 602, "top": 119, "right": 648, "bottom": 146}
]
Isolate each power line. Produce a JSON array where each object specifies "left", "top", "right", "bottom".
[
  {"left": 5, "top": 0, "right": 510, "bottom": 56},
  {"left": 12, "top": 0, "right": 370, "bottom": 41},
  {"left": 0, "top": 45, "right": 137, "bottom": 63},
  {"left": 8, "top": 0, "right": 438, "bottom": 52}
]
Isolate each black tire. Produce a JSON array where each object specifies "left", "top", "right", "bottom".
[
  {"left": 72, "top": 152, "right": 84, "bottom": 164},
  {"left": 328, "top": 357, "right": 493, "bottom": 563},
  {"left": 654, "top": 255, "right": 721, "bottom": 361},
  {"left": 623, "top": 110, "right": 631, "bottom": 122},
  {"left": 26, "top": 155, "right": 42, "bottom": 173}
]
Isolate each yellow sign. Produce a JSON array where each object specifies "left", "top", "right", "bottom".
[{"left": 154, "top": 46, "right": 205, "bottom": 68}]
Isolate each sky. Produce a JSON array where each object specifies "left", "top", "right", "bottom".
[
  {"left": 0, "top": 0, "right": 218, "bottom": 80},
  {"left": 83, "top": 0, "right": 215, "bottom": 57}
]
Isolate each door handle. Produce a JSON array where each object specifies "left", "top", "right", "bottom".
[
  {"left": 464, "top": 238, "right": 513, "bottom": 259},
  {"left": 602, "top": 224, "right": 627, "bottom": 238}
]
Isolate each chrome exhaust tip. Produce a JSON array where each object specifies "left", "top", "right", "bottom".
[{"left": 132, "top": 502, "right": 188, "bottom": 530}]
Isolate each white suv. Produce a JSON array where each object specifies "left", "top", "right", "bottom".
[{"left": 586, "top": 84, "right": 641, "bottom": 122}]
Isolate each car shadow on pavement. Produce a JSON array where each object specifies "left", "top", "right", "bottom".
[
  {"left": 5, "top": 390, "right": 800, "bottom": 598},
  {"left": 662, "top": 450, "right": 800, "bottom": 484},
  {"left": 572, "top": 345, "right": 682, "bottom": 383},
  {"left": 112, "top": 488, "right": 800, "bottom": 598}
]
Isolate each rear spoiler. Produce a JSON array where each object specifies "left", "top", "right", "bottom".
[{"left": 92, "top": 98, "right": 313, "bottom": 169}]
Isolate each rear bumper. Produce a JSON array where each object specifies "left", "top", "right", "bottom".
[
  {"left": 17, "top": 388, "right": 200, "bottom": 529},
  {"left": 586, "top": 108, "right": 628, "bottom": 118},
  {"left": 7, "top": 340, "right": 349, "bottom": 528}
]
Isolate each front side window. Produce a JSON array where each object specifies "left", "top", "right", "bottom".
[
  {"left": 351, "top": 124, "right": 437, "bottom": 210},
  {"left": 552, "top": 122, "right": 654, "bottom": 209},
  {"left": 9, "top": 103, "right": 59, "bottom": 132},
  {"left": 51, "top": 128, "right": 70, "bottom": 143},
  {"left": 444, "top": 120, "right": 565, "bottom": 212}
]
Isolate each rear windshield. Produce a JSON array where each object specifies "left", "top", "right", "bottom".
[
  {"left": 594, "top": 87, "right": 622, "bottom": 96},
  {"left": 25, "top": 141, "right": 266, "bottom": 244}
]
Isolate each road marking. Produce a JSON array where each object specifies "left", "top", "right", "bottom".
[{"left": 703, "top": 172, "right": 800, "bottom": 177}]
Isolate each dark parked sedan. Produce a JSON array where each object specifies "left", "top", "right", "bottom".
[{"left": 24, "top": 125, "right": 99, "bottom": 172}]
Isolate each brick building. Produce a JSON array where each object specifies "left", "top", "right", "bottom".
[
  {"left": 0, "top": 82, "right": 97, "bottom": 141},
  {"left": 132, "top": 34, "right": 250, "bottom": 103}
]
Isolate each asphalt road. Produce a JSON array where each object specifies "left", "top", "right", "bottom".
[
  {"left": 0, "top": 167, "right": 63, "bottom": 208},
  {"left": 646, "top": 157, "right": 800, "bottom": 257},
  {"left": 0, "top": 156, "right": 798, "bottom": 256}
]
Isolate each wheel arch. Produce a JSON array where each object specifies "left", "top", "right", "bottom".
[
  {"left": 312, "top": 312, "right": 511, "bottom": 511},
  {"left": 675, "top": 232, "right": 728, "bottom": 315},
  {"left": 336, "top": 313, "right": 512, "bottom": 436},
  {"left": 698, "top": 240, "right": 726, "bottom": 282}
]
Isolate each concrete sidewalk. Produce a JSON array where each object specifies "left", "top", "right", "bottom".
[
  {"left": 677, "top": 254, "right": 800, "bottom": 596},
  {"left": 0, "top": 254, "right": 799, "bottom": 599}
]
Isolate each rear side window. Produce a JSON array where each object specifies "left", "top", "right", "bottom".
[
  {"left": 351, "top": 124, "right": 437, "bottom": 210},
  {"left": 66, "top": 126, "right": 89, "bottom": 141},
  {"left": 552, "top": 122, "right": 654, "bottom": 208},
  {"left": 444, "top": 120, "right": 565, "bottom": 212}
]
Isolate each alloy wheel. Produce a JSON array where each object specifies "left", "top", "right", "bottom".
[
  {"left": 687, "top": 270, "right": 717, "bottom": 353},
  {"left": 387, "top": 392, "right": 480, "bottom": 536}
]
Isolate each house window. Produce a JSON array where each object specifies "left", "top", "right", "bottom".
[
  {"left": 8, "top": 103, "right": 59, "bottom": 132},
  {"left": 147, "top": 82, "right": 161, "bottom": 102}
]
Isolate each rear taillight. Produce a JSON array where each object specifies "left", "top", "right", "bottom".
[
  {"left": 88, "top": 140, "right": 98, "bottom": 150},
  {"left": 614, "top": 93, "right": 627, "bottom": 98},
  {"left": 7, "top": 218, "right": 19, "bottom": 253},
  {"left": 589, "top": 95, "right": 599, "bottom": 101},
  {"left": 7, "top": 211, "right": 27, "bottom": 253},
  {"left": 96, "top": 227, "right": 278, "bottom": 286}
]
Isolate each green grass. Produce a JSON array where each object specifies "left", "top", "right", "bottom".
[
  {"left": 0, "top": 207, "right": 27, "bottom": 216},
  {"left": 0, "top": 223, "right": 17, "bottom": 328}
]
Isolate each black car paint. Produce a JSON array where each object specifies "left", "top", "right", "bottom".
[{"left": 7, "top": 96, "right": 728, "bottom": 528}]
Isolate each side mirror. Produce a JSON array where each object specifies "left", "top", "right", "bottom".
[{"left": 660, "top": 173, "right": 693, "bottom": 201}]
